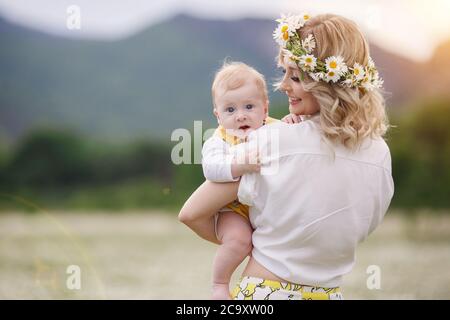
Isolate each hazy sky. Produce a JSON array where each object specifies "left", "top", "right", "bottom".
[{"left": 0, "top": 0, "right": 449, "bottom": 61}]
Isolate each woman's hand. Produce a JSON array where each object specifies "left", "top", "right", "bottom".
[{"left": 282, "top": 113, "right": 302, "bottom": 124}]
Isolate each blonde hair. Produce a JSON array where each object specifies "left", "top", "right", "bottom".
[
  {"left": 212, "top": 61, "right": 268, "bottom": 109},
  {"left": 277, "top": 14, "right": 389, "bottom": 150}
]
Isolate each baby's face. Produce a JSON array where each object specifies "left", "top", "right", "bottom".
[{"left": 214, "top": 80, "right": 268, "bottom": 138}]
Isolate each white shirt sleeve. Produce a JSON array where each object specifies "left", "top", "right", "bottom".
[
  {"left": 202, "top": 136, "right": 240, "bottom": 182},
  {"left": 236, "top": 129, "right": 268, "bottom": 206},
  {"left": 237, "top": 172, "right": 258, "bottom": 206},
  {"left": 236, "top": 124, "right": 281, "bottom": 206}
]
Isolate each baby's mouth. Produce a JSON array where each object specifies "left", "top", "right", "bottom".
[{"left": 239, "top": 125, "right": 251, "bottom": 131}]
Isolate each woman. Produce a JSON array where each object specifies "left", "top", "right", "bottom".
[{"left": 179, "top": 13, "right": 394, "bottom": 300}]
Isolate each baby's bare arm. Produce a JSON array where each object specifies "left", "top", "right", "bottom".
[{"left": 179, "top": 180, "right": 240, "bottom": 244}]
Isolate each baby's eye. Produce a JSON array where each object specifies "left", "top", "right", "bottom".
[
  {"left": 245, "top": 104, "right": 254, "bottom": 110},
  {"left": 226, "top": 106, "right": 235, "bottom": 113},
  {"left": 281, "top": 68, "right": 286, "bottom": 74}
]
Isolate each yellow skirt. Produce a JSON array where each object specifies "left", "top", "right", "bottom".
[{"left": 231, "top": 276, "right": 343, "bottom": 300}]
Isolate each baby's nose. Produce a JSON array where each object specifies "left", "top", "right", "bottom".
[{"left": 236, "top": 112, "right": 247, "bottom": 121}]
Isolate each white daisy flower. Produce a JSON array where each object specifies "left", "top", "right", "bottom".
[
  {"left": 325, "top": 70, "right": 341, "bottom": 83},
  {"left": 342, "top": 78, "right": 354, "bottom": 87},
  {"left": 325, "top": 56, "right": 348, "bottom": 75},
  {"left": 301, "top": 13, "right": 311, "bottom": 24},
  {"left": 361, "top": 74, "right": 375, "bottom": 91},
  {"left": 368, "top": 57, "right": 375, "bottom": 69},
  {"left": 287, "top": 14, "right": 305, "bottom": 29},
  {"left": 282, "top": 49, "right": 299, "bottom": 62},
  {"left": 352, "top": 63, "right": 365, "bottom": 80},
  {"left": 273, "top": 23, "right": 294, "bottom": 46},
  {"left": 362, "top": 82, "right": 375, "bottom": 91},
  {"left": 309, "top": 72, "right": 324, "bottom": 82},
  {"left": 276, "top": 14, "right": 301, "bottom": 32},
  {"left": 372, "top": 74, "right": 384, "bottom": 89},
  {"left": 278, "top": 13, "right": 310, "bottom": 30},
  {"left": 299, "top": 54, "right": 317, "bottom": 71},
  {"left": 275, "top": 13, "right": 292, "bottom": 24},
  {"left": 301, "top": 34, "right": 316, "bottom": 53}
]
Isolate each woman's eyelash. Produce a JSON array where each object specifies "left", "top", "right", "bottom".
[{"left": 280, "top": 67, "right": 300, "bottom": 81}]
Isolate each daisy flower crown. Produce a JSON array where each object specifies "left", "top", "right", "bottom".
[{"left": 273, "top": 13, "right": 383, "bottom": 91}]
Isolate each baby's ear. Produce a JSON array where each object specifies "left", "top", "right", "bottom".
[
  {"left": 264, "top": 100, "right": 269, "bottom": 116},
  {"left": 213, "top": 108, "right": 218, "bottom": 118}
]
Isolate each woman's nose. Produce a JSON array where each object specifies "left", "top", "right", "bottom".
[{"left": 279, "top": 75, "right": 290, "bottom": 93}]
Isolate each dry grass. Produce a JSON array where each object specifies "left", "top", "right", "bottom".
[{"left": 0, "top": 210, "right": 449, "bottom": 299}]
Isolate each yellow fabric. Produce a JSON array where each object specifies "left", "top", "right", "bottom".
[
  {"left": 214, "top": 116, "right": 279, "bottom": 146},
  {"left": 231, "top": 276, "right": 342, "bottom": 300},
  {"left": 223, "top": 200, "right": 249, "bottom": 220},
  {"left": 214, "top": 116, "right": 279, "bottom": 220}
]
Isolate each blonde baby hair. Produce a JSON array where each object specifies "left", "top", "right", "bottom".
[{"left": 212, "top": 61, "right": 269, "bottom": 109}]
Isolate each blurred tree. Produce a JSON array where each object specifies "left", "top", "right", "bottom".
[
  {"left": 131, "top": 141, "right": 172, "bottom": 182},
  {"left": 1, "top": 97, "right": 449, "bottom": 211},
  {"left": 7, "top": 129, "right": 91, "bottom": 188},
  {"left": 88, "top": 140, "right": 172, "bottom": 184},
  {"left": 389, "top": 98, "right": 450, "bottom": 208},
  {"left": 0, "top": 142, "right": 6, "bottom": 188}
]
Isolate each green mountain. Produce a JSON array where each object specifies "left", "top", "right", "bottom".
[{"left": 0, "top": 14, "right": 442, "bottom": 143}]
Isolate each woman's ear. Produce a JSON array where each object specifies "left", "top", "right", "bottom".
[{"left": 264, "top": 100, "right": 269, "bottom": 117}]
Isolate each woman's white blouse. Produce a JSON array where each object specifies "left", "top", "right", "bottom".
[{"left": 237, "top": 115, "right": 394, "bottom": 287}]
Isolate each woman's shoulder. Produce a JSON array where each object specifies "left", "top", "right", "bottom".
[
  {"left": 363, "top": 137, "right": 392, "bottom": 169},
  {"left": 335, "top": 136, "right": 391, "bottom": 170},
  {"left": 248, "top": 119, "right": 323, "bottom": 158}
]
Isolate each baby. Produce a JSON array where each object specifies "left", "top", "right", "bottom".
[{"left": 195, "top": 61, "right": 276, "bottom": 299}]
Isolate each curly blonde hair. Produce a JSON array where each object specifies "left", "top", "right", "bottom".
[{"left": 277, "top": 14, "right": 389, "bottom": 150}]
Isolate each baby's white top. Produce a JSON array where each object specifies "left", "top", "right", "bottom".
[
  {"left": 237, "top": 114, "right": 394, "bottom": 287},
  {"left": 202, "top": 135, "right": 239, "bottom": 182}
]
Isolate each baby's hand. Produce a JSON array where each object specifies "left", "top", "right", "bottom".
[
  {"left": 244, "top": 149, "right": 260, "bottom": 172},
  {"left": 282, "top": 113, "right": 301, "bottom": 124}
]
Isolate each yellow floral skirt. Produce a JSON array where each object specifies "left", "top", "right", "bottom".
[{"left": 231, "top": 276, "right": 343, "bottom": 300}]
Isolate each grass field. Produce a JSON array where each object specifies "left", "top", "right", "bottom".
[{"left": 0, "top": 210, "right": 449, "bottom": 299}]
